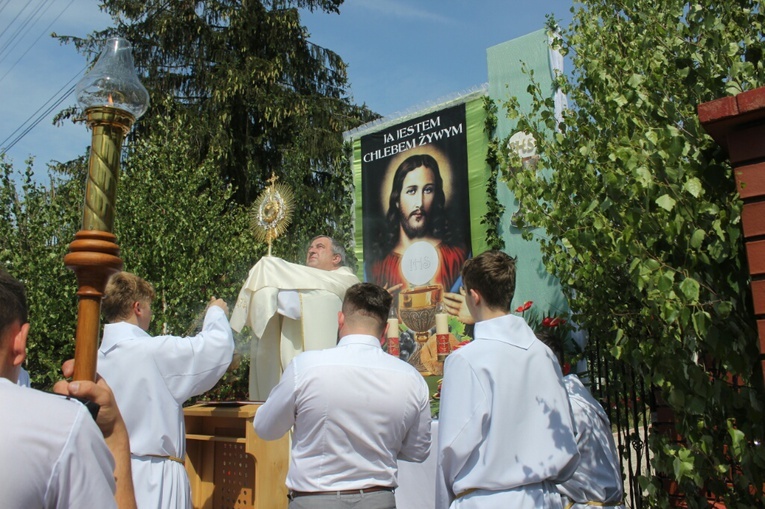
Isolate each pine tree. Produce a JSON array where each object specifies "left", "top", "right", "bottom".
[{"left": 60, "top": 0, "right": 378, "bottom": 210}]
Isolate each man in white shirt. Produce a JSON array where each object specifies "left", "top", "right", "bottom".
[
  {"left": 0, "top": 269, "right": 135, "bottom": 509},
  {"left": 254, "top": 282, "right": 432, "bottom": 508},
  {"left": 436, "top": 250, "right": 580, "bottom": 508},
  {"left": 536, "top": 330, "right": 626, "bottom": 509},
  {"left": 230, "top": 235, "right": 360, "bottom": 400},
  {"left": 98, "top": 271, "right": 234, "bottom": 509}
]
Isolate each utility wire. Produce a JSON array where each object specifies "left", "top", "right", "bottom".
[
  {"left": 0, "top": 0, "right": 33, "bottom": 50},
  {"left": 0, "top": 0, "right": 55, "bottom": 64},
  {"left": 0, "top": 65, "right": 85, "bottom": 154},
  {"left": 0, "top": 0, "right": 82, "bottom": 154},
  {"left": 0, "top": 0, "right": 14, "bottom": 25},
  {"left": 0, "top": 85, "right": 74, "bottom": 154},
  {"left": 0, "top": 0, "right": 73, "bottom": 86}
]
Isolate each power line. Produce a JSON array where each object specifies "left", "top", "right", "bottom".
[
  {"left": 0, "top": 0, "right": 84, "bottom": 156},
  {"left": 0, "top": 85, "right": 74, "bottom": 154},
  {"left": 0, "top": 0, "right": 14, "bottom": 26},
  {"left": 0, "top": 0, "right": 73, "bottom": 86},
  {"left": 0, "top": 65, "right": 85, "bottom": 154},
  {"left": 0, "top": 0, "right": 33, "bottom": 50},
  {"left": 0, "top": 0, "right": 54, "bottom": 64}
]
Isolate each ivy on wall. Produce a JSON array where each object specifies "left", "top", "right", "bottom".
[{"left": 481, "top": 96, "right": 504, "bottom": 251}]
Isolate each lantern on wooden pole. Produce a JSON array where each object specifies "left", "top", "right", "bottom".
[{"left": 65, "top": 37, "right": 149, "bottom": 381}]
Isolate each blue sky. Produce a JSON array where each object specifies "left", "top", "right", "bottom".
[{"left": 0, "top": 0, "right": 574, "bottom": 173}]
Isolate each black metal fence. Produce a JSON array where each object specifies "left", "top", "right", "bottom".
[{"left": 585, "top": 333, "right": 653, "bottom": 509}]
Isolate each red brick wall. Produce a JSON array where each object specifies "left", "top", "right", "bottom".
[{"left": 699, "top": 87, "right": 765, "bottom": 386}]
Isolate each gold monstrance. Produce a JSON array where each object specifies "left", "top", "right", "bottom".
[{"left": 250, "top": 173, "right": 294, "bottom": 255}]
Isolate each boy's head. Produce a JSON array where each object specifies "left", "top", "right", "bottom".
[
  {"left": 340, "top": 283, "right": 393, "bottom": 338},
  {"left": 0, "top": 270, "right": 27, "bottom": 335},
  {"left": 535, "top": 329, "right": 564, "bottom": 368},
  {"left": 102, "top": 272, "right": 155, "bottom": 330},
  {"left": 0, "top": 270, "right": 30, "bottom": 382},
  {"left": 461, "top": 250, "right": 517, "bottom": 312}
]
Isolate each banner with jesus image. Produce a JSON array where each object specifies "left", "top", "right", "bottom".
[
  {"left": 360, "top": 103, "right": 472, "bottom": 295},
  {"left": 348, "top": 95, "right": 490, "bottom": 375}
]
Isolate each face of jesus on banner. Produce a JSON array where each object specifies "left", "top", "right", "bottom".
[
  {"left": 383, "top": 152, "right": 449, "bottom": 247},
  {"left": 398, "top": 165, "right": 436, "bottom": 240}
]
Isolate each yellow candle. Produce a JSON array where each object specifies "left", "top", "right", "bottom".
[
  {"left": 387, "top": 318, "right": 399, "bottom": 338},
  {"left": 435, "top": 313, "right": 448, "bottom": 334}
]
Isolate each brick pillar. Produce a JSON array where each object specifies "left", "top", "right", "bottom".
[{"left": 698, "top": 87, "right": 765, "bottom": 388}]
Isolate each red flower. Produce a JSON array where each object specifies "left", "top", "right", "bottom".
[
  {"left": 452, "top": 340, "right": 471, "bottom": 350},
  {"left": 515, "top": 300, "right": 533, "bottom": 313},
  {"left": 542, "top": 317, "right": 566, "bottom": 328}
]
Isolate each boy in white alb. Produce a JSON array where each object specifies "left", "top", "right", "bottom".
[
  {"left": 0, "top": 269, "right": 136, "bottom": 509},
  {"left": 436, "top": 250, "right": 580, "bottom": 508},
  {"left": 536, "top": 330, "right": 626, "bottom": 509},
  {"left": 98, "top": 271, "right": 234, "bottom": 509}
]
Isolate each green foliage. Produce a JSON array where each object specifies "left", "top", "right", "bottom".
[
  {"left": 12, "top": 2, "right": 373, "bottom": 399},
  {"left": 113, "top": 100, "right": 255, "bottom": 400},
  {"left": 501, "top": 1, "right": 765, "bottom": 506},
  {"left": 0, "top": 156, "right": 83, "bottom": 389},
  {"left": 116, "top": 102, "right": 252, "bottom": 322},
  {"left": 481, "top": 96, "right": 504, "bottom": 250},
  {"left": 58, "top": 0, "right": 373, "bottom": 270}
]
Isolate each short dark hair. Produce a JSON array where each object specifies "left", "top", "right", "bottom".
[
  {"left": 535, "top": 329, "right": 564, "bottom": 368},
  {"left": 461, "top": 250, "right": 516, "bottom": 311},
  {"left": 0, "top": 270, "right": 28, "bottom": 339},
  {"left": 342, "top": 283, "right": 392, "bottom": 335}
]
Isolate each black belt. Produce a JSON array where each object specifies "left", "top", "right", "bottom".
[{"left": 289, "top": 486, "right": 394, "bottom": 498}]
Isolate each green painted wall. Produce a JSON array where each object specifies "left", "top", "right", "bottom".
[{"left": 487, "top": 29, "right": 568, "bottom": 317}]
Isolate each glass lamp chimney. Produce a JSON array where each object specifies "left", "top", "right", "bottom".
[{"left": 75, "top": 37, "right": 149, "bottom": 118}]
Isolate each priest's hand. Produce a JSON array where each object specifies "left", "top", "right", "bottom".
[{"left": 443, "top": 288, "right": 475, "bottom": 325}]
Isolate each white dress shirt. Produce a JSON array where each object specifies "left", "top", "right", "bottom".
[
  {"left": 0, "top": 378, "right": 117, "bottom": 509},
  {"left": 436, "top": 313, "right": 580, "bottom": 509},
  {"left": 558, "top": 375, "right": 626, "bottom": 509},
  {"left": 254, "top": 333, "right": 432, "bottom": 492},
  {"left": 98, "top": 305, "right": 234, "bottom": 509}
]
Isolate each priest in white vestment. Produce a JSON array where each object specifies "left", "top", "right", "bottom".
[{"left": 230, "top": 236, "right": 360, "bottom": 400}]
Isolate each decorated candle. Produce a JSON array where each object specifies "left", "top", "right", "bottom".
[
  {"left": 387, "top": 318, "right": 399, "bottom": 337},
  {"left": 435, "top": 313, "right": 448, "bottom": 335}
]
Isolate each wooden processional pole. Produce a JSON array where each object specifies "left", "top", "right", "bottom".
[
  {"left": 64, "top": 107, "right": 133, "bottom": 381},
  {"left": 64, "top": 37, "right": 148, "bottom": 381}
]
